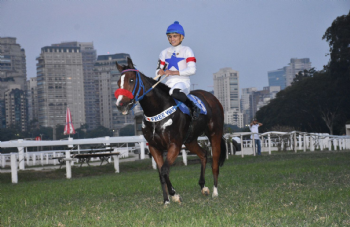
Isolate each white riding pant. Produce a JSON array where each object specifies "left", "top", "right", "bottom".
[{"left": 168, "top": 81, "right": 191, "bottom": 96}]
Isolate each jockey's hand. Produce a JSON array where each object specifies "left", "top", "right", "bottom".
[{"left": 158, "top": 69, "right": 165, "bottom": 76}]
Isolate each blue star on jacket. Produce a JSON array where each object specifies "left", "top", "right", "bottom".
[{"left": 165, "top": 52, "right": 185, "bottom": 71}]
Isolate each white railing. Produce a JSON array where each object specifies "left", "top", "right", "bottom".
[{"left": 1, "top": 133, "right": 349, "bottom": 184}]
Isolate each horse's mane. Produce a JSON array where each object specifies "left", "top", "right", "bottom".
[{"left": 121, "top": 64, "right": 170, "bottom": 95}]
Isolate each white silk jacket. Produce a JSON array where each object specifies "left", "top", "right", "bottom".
[{"left": 155, "top": 44, "right": 196, "bottom": 89}]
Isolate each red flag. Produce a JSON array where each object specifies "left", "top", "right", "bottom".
[{"left": 64, "top": 107, "right": 76, "bottom": 135}]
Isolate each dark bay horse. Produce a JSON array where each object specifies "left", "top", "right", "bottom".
[{"left": 115, "top": 57, "right": 226, "bottom": 204}]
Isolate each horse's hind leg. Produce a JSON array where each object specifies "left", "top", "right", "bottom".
[
  {"left": 185, "top": 141, "right": 210, "bottom": 196},
  {"left": 210, "top": 134, "right": 224, "bottom": 197}
]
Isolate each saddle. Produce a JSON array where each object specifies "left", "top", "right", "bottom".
[{"left": 174, "top": 94, "right": 207, "bottom": 116}]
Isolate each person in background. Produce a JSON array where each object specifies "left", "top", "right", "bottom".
[{"left": 250, "top": 119, "right": 263, "bottom": 155}]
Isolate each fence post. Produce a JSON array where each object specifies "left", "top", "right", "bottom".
[
  {"left": 230, "top": 142, "right": 234, "bottom": 155},
  {"left": 113, "top": 155, "right": 119, "bottom": 173},
  {"left": 298, "top": 134, "right": 302, "bottom": 150},
  {"left": 140, "top": 140, "right": 146, "bottom": 160},
  {"left": 33, "top": 153, "right": 36, "bottom": 166},
  {"left": 66, "top": 150, "right": 72, "bottom": 179},
  {"left": 294, "top": 133, "right": 297, "bottom": 153},
  {"left": 310, "top": 136, "right": 314, "bottom": 152},
  {"left": 11, "top": 153, "right": 18, "bottom": 184},
  {"left": 268, "top": 133, "right": 271, "bottom": 155},
  {"left": 26, "top": 151, "right": 30, "bottom": 166},
  {"left": 328, "top": 139, "right": 332, "bottom": 151},
  {"left": 18, "top": 144, "right": 25, "bottom": 170},
  {"left": 240, "top": 134, "right": 244, "bottom": 157},
  {"left": 303, "top": 134, "right": 307, "bottom": 152},
  {"left": 182, "top": 149, "right": 187, "bottom": 166}
]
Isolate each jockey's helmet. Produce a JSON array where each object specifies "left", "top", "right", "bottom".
[{"left": 166, "top": 21, "right": 185, "bottom": 37}]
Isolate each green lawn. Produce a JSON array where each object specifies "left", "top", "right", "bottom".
[{"left": 1, "top": 151, "right": 350, "bottom": 226}]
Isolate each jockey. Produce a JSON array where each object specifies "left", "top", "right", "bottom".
[{"left": 156, "top": 21, "right": 200, "bottom": 120}]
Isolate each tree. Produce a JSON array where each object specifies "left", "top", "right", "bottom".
[
  {"left": 85, "top": 126, "right": 113, "bottom": 138},
  {"left": 322, "top": 10, "right": 350, "bottom": 79},
  {"left": 119, "top": 124, "right": 135, "bottom": 136},
  {"left": 256, "top": 11, "right": 350, "bottom": 135}
]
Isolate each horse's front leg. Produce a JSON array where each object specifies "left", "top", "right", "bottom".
[
  {"left": 149, "top": 146, "right": 169, "bottom": 204},
  {"left": 162, "top": 144, "right": 182, "bottom": 204}
]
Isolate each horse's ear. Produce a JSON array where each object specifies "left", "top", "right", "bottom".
[
  {"left": 127, "top": 57, "right": 134, "bottom": 69},
  {"left": 116, "top": 61, "right": 124, "bottom": 72}
]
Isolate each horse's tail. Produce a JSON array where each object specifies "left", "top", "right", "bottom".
[{"left": 219, "top": 137, "right": 227, "bottom": 167}]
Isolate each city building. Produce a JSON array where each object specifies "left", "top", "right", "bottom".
[
  {"left": 268, "top": 68, "right": 285, "bottom": 90},
  {"left": 213, "top": 67, "right": 243, "bottom": 128},
  {"left": 93, "top": 53, "right": 134, "bottom": 134},
  {"left": 52, "top": 42, "right": 97, "bottom": 129},
  {"left": 240, "top": 87, "right": 257, "bottom": 126},
  {"left": 5, "top": 87, "right": 27, "bottom": 131},
  {"left": 243, "top": 86, "right": 281, "bottom": 123},
  {"left": 27, "top": 77, "right": 38, "bottom": 122},
  {"left": 36, "top": 45, "right": 85, "bottom": 129},
  {"left": 0, "top": 37, "right": 27, "bottom": 129},
  {"left": 268, "top": 58, "right": 311, "bottom": 89}
]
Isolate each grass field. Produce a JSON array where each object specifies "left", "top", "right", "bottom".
[{"left": 1, "top": 151, "right": 350, "bottom": 226}]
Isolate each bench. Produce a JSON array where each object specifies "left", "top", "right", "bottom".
[
  {"left": 52, "top": 157, "right": 74, "bottom": 169},
  {"left": 73, "top": 151, "right": 120, "bottom": 167}
]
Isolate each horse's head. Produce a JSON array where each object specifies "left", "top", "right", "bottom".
[{"left": 115, "top": 57, "right": 140, "bottom": 115}]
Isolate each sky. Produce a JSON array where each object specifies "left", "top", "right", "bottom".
[{"left": 1, "top": 0, "right": 349, "bottom": 92}]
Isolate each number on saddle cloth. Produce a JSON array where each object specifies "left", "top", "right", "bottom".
[{"left": 174, "top": 94, "right": 207, "bottom": 116}]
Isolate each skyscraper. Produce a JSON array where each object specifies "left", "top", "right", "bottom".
[
  {"left": 0, "top": 37, "right": 27, "bottom": 129},
  {"left": 285, "top": 58, "right": 311, "bottom": 87},
  {"left": 213, "top": 68, "right": 243, "bottom": 128},
  {"left": 240, "top": 87, "right": 257, "bottom": 126},
  {"left": 93, "top": 53, "right": 134, "bottom": 133},
  {"left": 36, "top": 45, "right": 85, "bottom": 129},
  {"left": 268, "top": 69, "right": 286, "bottom": 90},
  {"left": 52, "top": 42, "right": 97, "bottom": 129},
  {"left": 5, "top": 88, "right": 27, "bottom": 131},
  {"left": 268, "top": 58, "right": 312, "bottom": 89},
  {"left": 27, "top": 77, "right": 38, "bottom": 123}
]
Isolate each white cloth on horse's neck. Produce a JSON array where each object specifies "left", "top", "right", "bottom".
[{"left": 156, "top": 44, "right": 196, "bottom": 95}]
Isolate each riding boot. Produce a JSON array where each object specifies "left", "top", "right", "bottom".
[
  {"left": 184, "top": 98, "right": 201, "bottom": 120},
  {"left": 170, "top": 89, "right": 201, "bottom": 120}
]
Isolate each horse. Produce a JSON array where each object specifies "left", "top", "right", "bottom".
[{"left": 114, "top": 57, "right": 226, "bottom": 204}]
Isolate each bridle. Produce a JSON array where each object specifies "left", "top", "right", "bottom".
[{"left": 114, "top": 69, "right": 153, "bottom": 110}]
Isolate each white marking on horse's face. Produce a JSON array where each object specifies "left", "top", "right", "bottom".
[
  {"left": 120, "top": 74, "right": 125, "bottom": 88},
  {"left": 161, "top": 119, "right": 173, "bottom": 130},
  {"left": 116, "top": 74, "right": 126, "bottom": 106},
  {"left": 142, "top": 120, "right": 146, "bottom": 129},
  {"left": 212, "top": 186, "right": 218, "bottom": 198}
]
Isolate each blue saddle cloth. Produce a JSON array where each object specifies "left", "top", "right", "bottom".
[{"left": 174, "top": 94, "right": 207, "bottom": 116}]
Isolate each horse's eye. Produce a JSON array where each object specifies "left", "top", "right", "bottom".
[{"left": 129, "top": 79, "right": 134, "bottom": 83}]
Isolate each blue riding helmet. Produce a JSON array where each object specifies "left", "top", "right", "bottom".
[{"left": 166, "top": 21, "right": 185, "bottom": 37}]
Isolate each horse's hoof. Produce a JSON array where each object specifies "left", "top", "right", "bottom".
[
  {"left": 201, "top": 187, "right": 210, "bottom": 196},
  {"left": 212, "top": 187, "right": 218, "bottom": 198},
  {"left": 171, "top": 194, "right": 182, "bottom": 203},
  {"left": 164, "top": 200, "right": 170, "bottom": 206}
]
